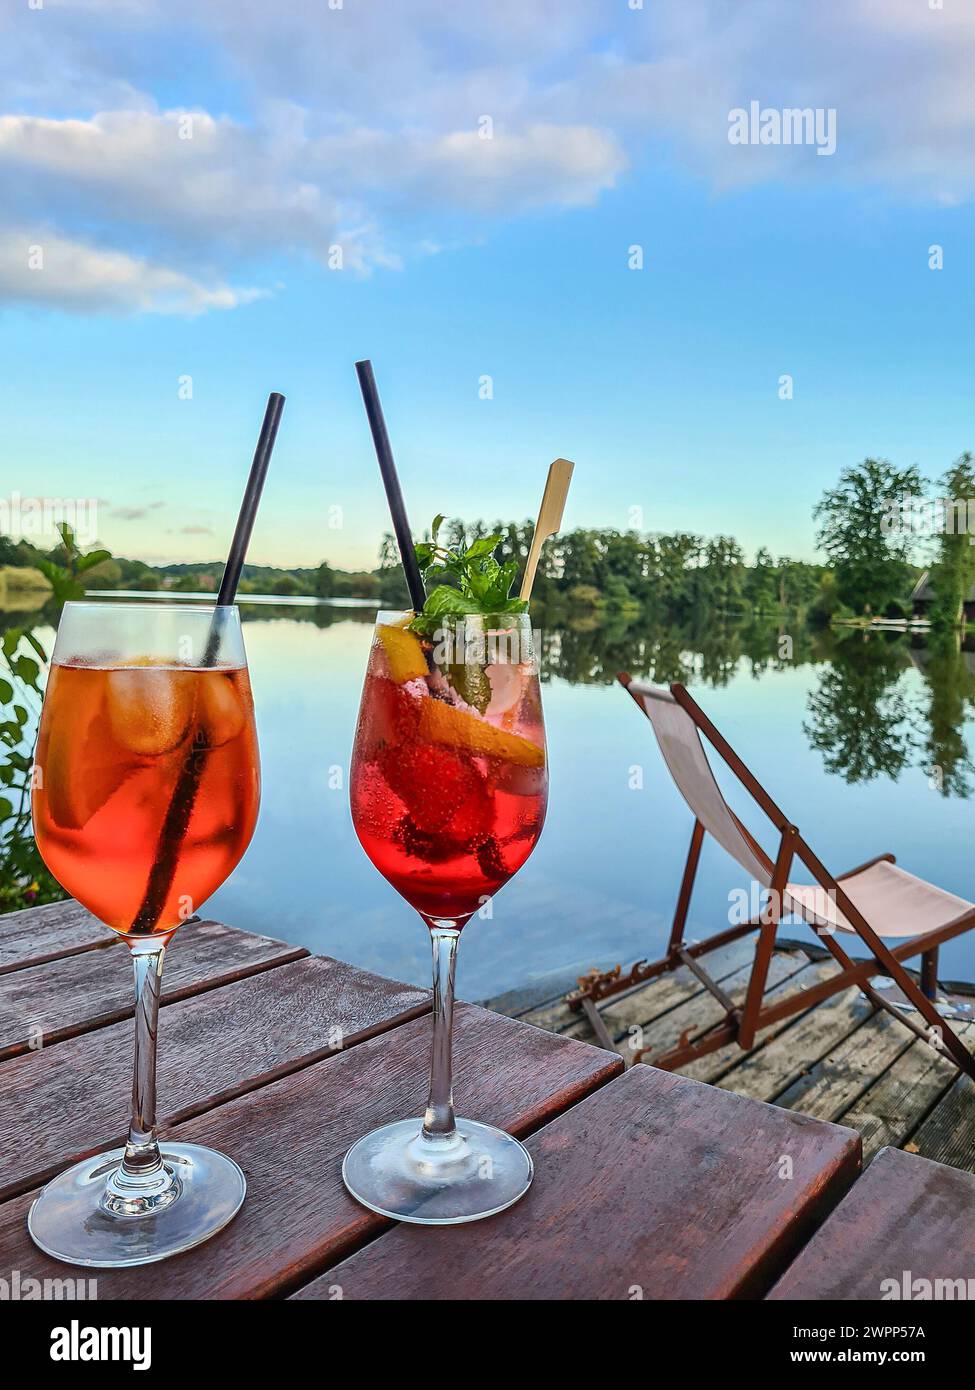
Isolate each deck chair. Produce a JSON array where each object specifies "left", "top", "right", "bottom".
[{"left": 567, "top": 674, "right": 975, "bottom": 1082}]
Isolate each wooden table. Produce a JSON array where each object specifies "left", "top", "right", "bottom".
[
  {"left": 768, "top": 1145, "right": 975, "bottom": 1300},
  {"left": 0, "top": 899, "right": 870, "bottom": 1299}
]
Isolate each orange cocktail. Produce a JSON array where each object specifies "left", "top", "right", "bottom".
[{"left": 33, "top": 660, "right": 259, "bottom": 935}]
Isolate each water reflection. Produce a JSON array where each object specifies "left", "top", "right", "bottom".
[
  {"left": 804, "top": 632, "right": 920, "bottom": 785},
  {"left": 7, "top": 595, "right": 975, "bottom": 992},
  {"left": 531, "top": 605, "right": 975, "bottom": 800},
  {"left": 6, "top": 597, "right": 975, "bottom": 807}
]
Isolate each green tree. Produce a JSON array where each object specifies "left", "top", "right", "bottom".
[
  {"left": 0, "top": 626, "right": 63, "bottom": 911},
  {"left": 927, "top": 453, "right": 975, "bottom": 629},
  {"left": 271, "top": 574, "right": 302, "bottom": 596},
  {"left": 814, "top": 458, "right": 921, "bottom": 614},
  {"left": 313, "top": 561, "right": 335, "bottom": 598},
  {"left": 746, "top": 547, "right": 779, "bottom": 612}
]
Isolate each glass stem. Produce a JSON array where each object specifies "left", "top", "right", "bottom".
[
  {"left": 422, "top": 925, "right": 460, "bottom": 1144},
  {"left": 103, "top": 936, "right": 179, "bottom": 1214}
]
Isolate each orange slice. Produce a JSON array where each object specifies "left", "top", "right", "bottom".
[
  {"left": 376, "top": 624, "right": 428, "bottom": 683},
  {"left": 418, "top": 697, "right": 544, "bottom": 768},
  {"left": 43, "top": 668, "right": 142, "bottom": 830}
]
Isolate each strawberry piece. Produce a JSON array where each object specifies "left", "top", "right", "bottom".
[{"left": 379, "top": 740, "right": 492, "bottom": 842}]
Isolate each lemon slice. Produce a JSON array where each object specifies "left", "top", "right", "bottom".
[
  {"left": 419, "top": 697, "right": 544, "bottom": 768},
  {"left": 376, "top": 624, "right": 428, "bottom": 683}
]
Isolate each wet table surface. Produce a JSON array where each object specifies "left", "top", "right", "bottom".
[{"left": 3, "top": 896, "right": 954, "bottom": 1301}]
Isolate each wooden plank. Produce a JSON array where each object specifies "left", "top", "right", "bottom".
[
  {"left": 521, "top": 935, "right": 757, "bottom": 1038},
  {"left": 598, "top": 937, "right": 759, "bottom": 1035},
  {"left": 292, "top": 1066, "right": 860, "bottom": 1302},
  {"left": 0, "top": 1004, "right": 622, "bottom": 1299},
  {"left": 774, "top": 1011, "right": 915, "bottom": 1122},
  {"left": 841, "top": 1025, "right": 973, "bottom": 1164},
  {"left": 769, "top": 1146, "right": 975, "bottom": 1300},
  {"left": 679, "top": 958, "right": 838, "bottom": 1084},
  {"left": 0, "top": 918, "right": 306, "bottom": 1060},
  {"left": 0, "top": 898, "right": 110, "bottom": 975},
  {"left": 717, "top": 985, "right": 874, "bottom": 1103},
  {"left": 0, "top": 955, "right": 429, "bottom": 1203},
  {"left": 908, "top": 1072, "right": 975, "bottom": 1173},
  {"left": 628, "top": 949, "right": 808, "bottom": 1065}
]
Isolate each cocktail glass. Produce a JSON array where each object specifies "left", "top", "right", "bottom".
[
  {"left": 344, "top": 610, "right": 547, "bottom": 1224},
  {"left": 28, "top": 602, "right": 260, "bottom": 1266}
]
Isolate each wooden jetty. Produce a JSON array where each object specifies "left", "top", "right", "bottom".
[{"left": 500, "top": 936, "right": 975, "bottom": 1176}]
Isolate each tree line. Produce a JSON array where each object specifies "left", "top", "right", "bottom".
[
  {"left": 4, "top": 453, "right": 973, "bottom": 628},
  {"left": 377, "top": 519, "right": 829, "bottom": 620}
]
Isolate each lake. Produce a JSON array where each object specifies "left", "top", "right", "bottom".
[{"left": 23, "top": 599, "right": 975, "bottom": 1000}]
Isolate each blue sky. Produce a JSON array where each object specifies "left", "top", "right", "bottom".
[{"left": 2, "top": 1, "right": 974, "bottom": 569}]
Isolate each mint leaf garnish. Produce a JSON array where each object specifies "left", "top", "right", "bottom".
[{"left": 410, "top": 520, "right": 528, "bottom": 640}]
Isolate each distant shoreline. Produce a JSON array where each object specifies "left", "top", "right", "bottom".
[{"left": 84, "top": 590, "right": 380, "bottom": 609}]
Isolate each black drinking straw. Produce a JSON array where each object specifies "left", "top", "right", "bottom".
[
  {"left": 130, "top": 392, "right": 285, "bottom": 934},
  {"left": 355, "top": 360, "right": 426, "bottom": 613},
  {"left": 214, "top": 393, "right": 286, "bottom": 610}
]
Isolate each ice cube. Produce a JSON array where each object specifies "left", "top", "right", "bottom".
[
  {"left": 106, "top": 667, "right": 196, "bottom": 755},
  {"left": 199, "top": 672, "right": 247, "bottom": 747},
  {"left": 485, "top": 662, "right": 529, "bottom": 720}
]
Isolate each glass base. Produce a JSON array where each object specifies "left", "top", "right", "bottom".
[
  {"left": 27, "top": 1142, "right": 246, "bottom": 1268},
  {"left": 343, "top": 1117, "right": 533, "bottom": 1225}
]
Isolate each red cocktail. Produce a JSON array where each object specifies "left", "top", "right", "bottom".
[
  {"left": 345, "top": 609, "right": 548, "bottom": 1225},
  {"left": 350, "top": 617, "right": 546, "bottom": 923}
]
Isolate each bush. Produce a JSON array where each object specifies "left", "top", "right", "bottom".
[{"left": 566, "top": 583, "right": 603, "bottom": 608}]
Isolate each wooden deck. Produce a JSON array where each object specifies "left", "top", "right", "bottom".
[
  {"left": 500, "top": 936, "right": 975, "bottom": 1176},
  {"left": 6, "top": 898, "right": 975, "bottom": 1301}
]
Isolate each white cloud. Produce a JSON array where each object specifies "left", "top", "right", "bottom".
[
  {"left": 1, "top": 0, "right": 974, "bottom": 315},
  {"left": 0, "top": 104, "right": 625, "bottom": 313},
  {"left": 0, "top": 230, "right": 263, "bottom": 315},
  {"left": 574, "top": 0, "right": 975, "bottom": 201}
]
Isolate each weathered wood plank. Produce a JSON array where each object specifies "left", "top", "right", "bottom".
[
  {"left": 0, "top": 898, "right": 110, "bottom": 975},
  {"left": 0, "top": 918, "right": 306, "bottom": 1060},
  {"left": 717, "top": 985, "right": 874, "bottom": 1103},
  {"left": 907, "top": 1072, "right": 975, "bottom": 1173},
  {"left": 292, "top": 1066, "right": 860, "bottom": 1302},
  {"left": 520, "top": 935, "right": 757, "bottom": 1037},
  {"left": 599, "top": 937, "right": 760, "bottom": 1035},
  {"left": 769, "top": 1146, "right": 975, "bottom": 1300},
  {"left": 774, "top": 1011, "right": 913, "bottom": 1122},
  {"left": 0, "top": 955, "right": 429, "bottom": 1202},
  {"left": 627, "top": 949, "right": 809, "bottom": 1066},
  {"left": 0, "top": 1005, "right": 621, "bottom": 1299},
  {"left": 679, "top": 958, "right": 838, "bottom": 1084},
  {"left": 841, "top": 1025, "right": 973, "bottom": 1164}
]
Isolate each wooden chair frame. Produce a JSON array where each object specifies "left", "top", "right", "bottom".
[{"left": 567, "top": 676, "right": 975, "bottom": 1083}]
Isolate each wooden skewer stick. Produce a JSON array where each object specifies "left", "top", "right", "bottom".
[{"left": 519, "top": 457, "right": 574, "bottom": 602}]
